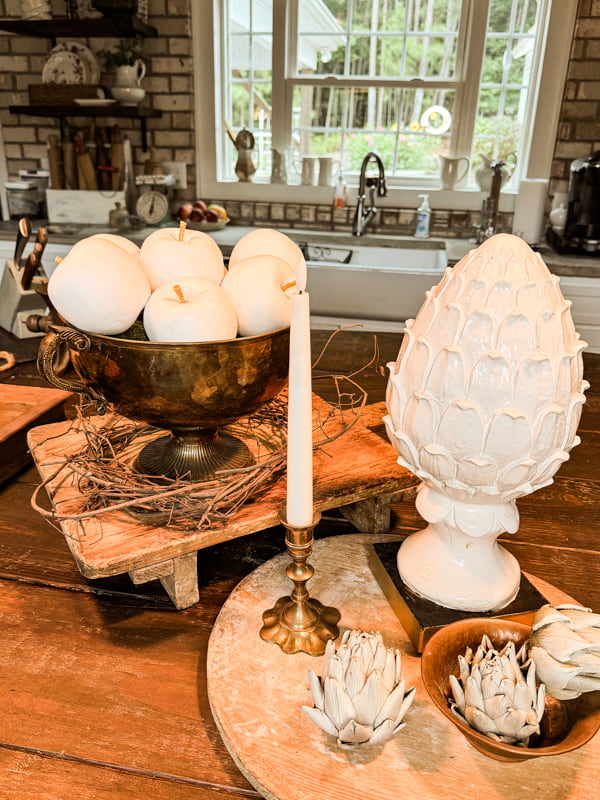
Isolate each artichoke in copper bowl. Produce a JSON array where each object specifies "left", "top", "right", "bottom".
[{"left": 449, "top": 634, "right": 545, "bottom": 746}]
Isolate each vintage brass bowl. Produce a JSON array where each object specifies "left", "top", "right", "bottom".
[
  {"left": 421, "top": 618, "right": 600, "bottom": 762},
  {"left": 37, "top": 324, "right": 290, "bottom": 480}
]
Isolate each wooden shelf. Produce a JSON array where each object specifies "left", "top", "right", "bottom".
[
  {"left": 0, "top": 15, "right": 157, "bottom": 38},
  {"left": 9, "top": 105, "right": 160, "bottom": 151},
  {"left": 9, "top": 104, "right": 160, "bottom": 119}
]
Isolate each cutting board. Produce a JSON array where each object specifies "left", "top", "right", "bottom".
[{"left": 0, "top": 384, "right": 72, "bottom": 485}]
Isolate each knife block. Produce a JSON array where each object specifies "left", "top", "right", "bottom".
[{"left": 0, "top": 259, "right": 47, "bottom": 339}]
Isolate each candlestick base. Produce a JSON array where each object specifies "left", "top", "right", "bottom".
[{"left": 259, "top": 511, "right": 341, "bottom": 656}]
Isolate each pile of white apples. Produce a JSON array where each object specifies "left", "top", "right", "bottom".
[{"left": 48, "top": 224, "right": 306, "bottom": 342}]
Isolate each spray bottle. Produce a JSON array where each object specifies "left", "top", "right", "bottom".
[
  {"left": 414, "top": 194, "right": 431, "bottom": 238},
  {"left": 333, "top": 172, "right": 347, "bottom": 208}
]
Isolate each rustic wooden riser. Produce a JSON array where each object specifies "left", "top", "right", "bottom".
[
  {"left": 27, "top": 397, "right": 418, "bottom": 609},
  {"left": 0, "top": 383, "right": 71, "bottom": 485}
]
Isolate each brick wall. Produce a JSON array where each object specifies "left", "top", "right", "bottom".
[
  {"left": 549, "top": 0, "right": 600, "bottom": 204},
  {"left": 1, "top": 0, "right": 598, "bottom": 234},
  {"left": 0, "top": 0, "right": 194, "bottom": 190}
]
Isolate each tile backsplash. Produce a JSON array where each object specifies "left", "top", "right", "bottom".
[{"left": 218, "top": 199, "right": 511, "bottom": 240}]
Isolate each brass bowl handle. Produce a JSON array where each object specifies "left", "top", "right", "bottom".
[{"left": 37, "top": 325, "right": 108, "bottom": 413}]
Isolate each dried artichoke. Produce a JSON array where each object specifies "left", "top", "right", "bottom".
[
  {"left": 449, "top": 634, "right": 545, "bottom": 746},
  {"left": 528, "top": 603, "right": 600, "bottom": 700},
  {"left": 301, "top": 629, "right": 415, "bottom": 746}
]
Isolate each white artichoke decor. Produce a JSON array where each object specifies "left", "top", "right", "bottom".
[
  {"left": 528, "top": 603, "right": 600, "bottom": 700},
  {"left": 449, "top": 634, "right": 545, "bottom": 746},
  {"left": 384, "top": 233, "right": 588, "bottom": 611},
  {"left": 301, "top": 629, "right": 416, "bottom": 746}
]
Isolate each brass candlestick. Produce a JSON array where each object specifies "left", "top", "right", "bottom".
[{"left": 260, "top": 510, "right": 340, "bottom": 656}]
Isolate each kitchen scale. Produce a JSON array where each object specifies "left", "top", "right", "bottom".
[{"left": 135, "top": 174, "right": 177, "bottom": 225}]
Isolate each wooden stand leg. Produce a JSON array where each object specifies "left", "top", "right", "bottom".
[
  {"left": 129, "top": 552, "right": 199, "bottom": 609},
  {"left": 340, "top": 490, "right": 411, "bottom": 533}
]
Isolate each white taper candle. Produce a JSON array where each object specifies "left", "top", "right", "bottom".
[{"left": 286, "top": 289, "right": 314, "bottom": 526}]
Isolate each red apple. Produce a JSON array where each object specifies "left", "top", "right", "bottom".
[
  {"left": 193, "top": 199, "right": 208, "bottom": 212},
  {"left": 189, "top": 208, "right": 205, "bottom": 222},
  {"left": 204, "top": 209, "right": 220, "bottom": 223},
  {"left": 177, "top": 202, "right": 194, "bottom": 221},
  {"left": 139, "top": 221, "right": 226, "bottom": 290},
  {"left": 143, "top": 277, "right": 237, "bottom": 342}
]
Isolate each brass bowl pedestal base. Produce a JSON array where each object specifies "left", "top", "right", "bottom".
[
  {"left": 260, "top": 511, "right": 341, "bottom": 656},
  {"left": 135, "top": 426, "right": 253, "bottom": 481}
]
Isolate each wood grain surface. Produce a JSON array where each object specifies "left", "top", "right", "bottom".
[{"left": 0, "top": 328, "right": 597, "bottom": 797}]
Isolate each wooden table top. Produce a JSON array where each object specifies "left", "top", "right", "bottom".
[{"left": 0, "top": 327, "right": 598, "bottom": 798}]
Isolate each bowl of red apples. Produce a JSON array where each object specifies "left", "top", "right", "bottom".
[
  {"left": 38, "top": 225, "right": 306, "bottom": 481},
  {"left": 177, "top": 199, "right": 230, "bottom": 231}
]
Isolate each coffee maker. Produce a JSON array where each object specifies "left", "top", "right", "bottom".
[{"left": 550, "top": 151, "right": 600, "bottom": 254}]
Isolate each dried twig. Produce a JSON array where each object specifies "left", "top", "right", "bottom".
[{"left": 30, "top": 329, "right": 375, "bottom": 532}]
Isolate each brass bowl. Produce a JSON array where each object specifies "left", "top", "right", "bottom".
[
  {"left": 421, "top": 618, "right": 600, "bottom": 762},
  {"left": 37, "top": 324, "right": 290, "bottom": 480}
]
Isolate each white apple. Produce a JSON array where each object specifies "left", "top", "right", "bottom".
[
  {"left": 71, "top": 233, "right": 141, "bottom": 257},
  {"left": 139, "top": 222, "right": 225, "bottom": 290},
  {"left": 143, "top": 277, "right": 238, "bottom": 343},
  {"left": 221, "top": 254, "right": 296, "bottom": 336},
  {"left": 48, "top": 238, "right": 150, "bottom": 335},
  {"left": 228, "top": 229, "right": 306, "bottom": 289}
]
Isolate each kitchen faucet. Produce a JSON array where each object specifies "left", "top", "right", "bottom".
[
  {"left": 474, "top": 159, "right": 504, "bottom": 243},
  {"left": 352, "top": 152, "right": 387, "bottom": 236}
]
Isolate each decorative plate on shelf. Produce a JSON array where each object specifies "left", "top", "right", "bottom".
[{"left": 42, "top": 41, "right": 100, "bottom": 85}]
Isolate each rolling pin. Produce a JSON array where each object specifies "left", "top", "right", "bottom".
[
  {"left": 47, "top": 134, "right": 64, "bottom": 189},
  {"left": 62, "top": 135, "right": 77, "bottom": 190},
  {"left": 110, "top": 125, "right": 124, "bottom": 191},
  {"left": 73, "top": 131, "right": 98, "bottom": 190},
  {"left": 95, "top": 128, "right": 112, "bottom": 190}
]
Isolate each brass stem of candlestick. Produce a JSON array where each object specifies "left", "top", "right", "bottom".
[{"left": 260, "top": 510, "right": 341, "bottom": 656}]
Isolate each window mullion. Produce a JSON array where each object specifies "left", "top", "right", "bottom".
[
  {"left": 272, "top": 0, "right": 294, "bottom": 153},
  {"left": 451, "top": 0, "right": 490, "bottom": 160}
]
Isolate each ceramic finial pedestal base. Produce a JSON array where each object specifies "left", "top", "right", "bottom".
[
  {"left": 260, "top": 511, "right": 341, "bottom": 656},
  {"left": 370, "top": 540, "right": 548, "bottom": 652}
]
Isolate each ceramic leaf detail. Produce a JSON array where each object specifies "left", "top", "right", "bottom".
[{"left": 384, "top": 234, "right": 588, "bottom": 611}]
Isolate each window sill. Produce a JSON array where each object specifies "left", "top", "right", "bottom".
[{"left": 200, "top": 180, "right": 517, "bottom": 213}]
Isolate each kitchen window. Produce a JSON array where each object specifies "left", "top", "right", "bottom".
[{"left": 192, "top": 0, "right": 575, "bottom": 208}]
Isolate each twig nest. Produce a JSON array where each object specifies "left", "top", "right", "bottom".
[
  {"left": 301, "top": 630, "right": 415, "bottom": 746},
  {"left": 528, "top": 603, "right": 600, "bottom": 700},
  {"left": 449, "top": 634, "right": 545, "bottom": 746}
]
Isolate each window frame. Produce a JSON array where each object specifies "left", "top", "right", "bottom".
[{"left": 192, "top": 0, "right": 576, "bottom": 214}]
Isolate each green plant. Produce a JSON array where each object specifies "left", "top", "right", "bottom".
[{"left": 97, "top": 37, "right": 143, "bottom": 69}]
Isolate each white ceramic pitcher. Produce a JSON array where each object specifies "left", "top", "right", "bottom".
[
  {"left": 439, "top": 155, "right": 469, "bottom": 190},
  {"left": 115, "top": 59, "right": 146, "bottom": 88}
]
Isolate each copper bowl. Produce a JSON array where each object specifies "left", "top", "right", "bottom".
[
  {"left": 421, "top": 618, "right": 600, "bottom": 762},
  {"left": 37, "top": 323, "right": 290, "bottom": 480}
]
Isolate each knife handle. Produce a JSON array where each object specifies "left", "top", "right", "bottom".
[
  {"left": 14, "top": 217, "right": 32, "bottom": 265},
  {"left": 21, "top": 251, "right": 39, "bottom": 291}
]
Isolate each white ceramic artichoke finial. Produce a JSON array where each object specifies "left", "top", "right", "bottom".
[{"left": 384, "top": 234, "right": 588, "bottom": 612}]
